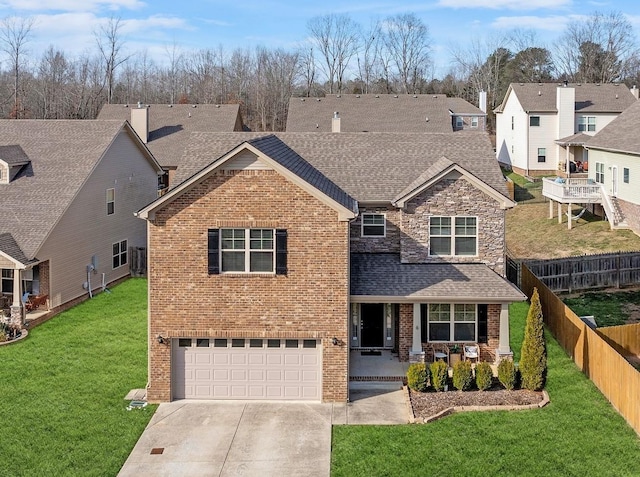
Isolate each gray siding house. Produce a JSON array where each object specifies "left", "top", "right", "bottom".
[{"left": 0, "top": 120, "right": 163, "bottom": 326}]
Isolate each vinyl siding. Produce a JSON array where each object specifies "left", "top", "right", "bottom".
[
  {"left": 37, "top": 130, "right": 159, "bottom": 308},
  {"left": 0, "top": 255, "right": 14, "bottom": 268},
  {"left": 528, "top": 113, "right": 557, "bottom": 172},
  {"left": 495, "top": 92, "right": 528, "bottom": 170},
  {"left": 588, "top": 148, "right": 640, "bottom": 205}
]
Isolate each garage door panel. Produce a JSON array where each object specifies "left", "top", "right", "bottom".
[{"left": 172, "top": 339, "right": 321, "bottom": 401}]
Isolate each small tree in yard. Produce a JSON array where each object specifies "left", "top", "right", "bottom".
[{"left": 520, "top": 287, "right": 547, "bottom": 391}]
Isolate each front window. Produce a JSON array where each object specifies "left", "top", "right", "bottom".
[
  {"left": 537, "top": 148, "right": 546, "bottom": 163},
  {"left": 578, "top": 116, "right": 596, "bottom": 132},
  {"left": 529, "top": 116, "right": 540, "bottom": 127},
  {"left": 106, "top": 188, "right": 115, "bottom": 215},
  {"left": 361, "top": 214, "right": 386, "bottom": 237},
  {"left": 623, "top": 168, "right": 629, "bottom": 184},
  {"left": 455, "top": 116, "right": 463, "bottom": 129},
  {"left": 471, "top": 116, "right": 478, "bottom": 128},
  {"left": 112, "top": 240, "right": 128, "bottom": 269},
  {"left": 221, "top": 228, "right": 274, "bottom": 273},
  {"left": 427, "top": 304, "right": 477, "bottom": 342},
  {"left": 430, "top": 216, "right": 477, "bottom": 256},
  {"left": 595, "top": 162, "right": 605, "bottom": 184},
  {"left": 1, "top": 269, "right": 13, "bottom": 294}
]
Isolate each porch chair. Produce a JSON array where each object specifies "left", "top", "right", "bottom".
[
  {"left": 463, "top": 344, "right": 479, "bottom": 364},
  {"left": 432, "top": 344, "right": 449, "bottom": 365}
]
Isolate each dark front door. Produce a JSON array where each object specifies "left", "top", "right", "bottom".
[{"left": 361, "top": 303, "right": 384, "bottom": 347}]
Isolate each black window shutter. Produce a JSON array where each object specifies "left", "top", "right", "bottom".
[
  {"left": 208, "top": 229, "right": 220, "bottom": 275},
  {"left": 275, "top": 229, "right": 287, "bottom": 275},
  {"left": 478, "top": 304, "right": 488, "bottom": 343}
]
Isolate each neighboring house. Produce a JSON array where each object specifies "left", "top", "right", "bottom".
[
  {"left": 583, "top": 99, "right": 640, "bottom": 234},
  {"left": 495, "top": 82, "right": 638, "bottom": 176},
  {"left": 98, "top": 103, "right": 244, "bottom": 187},
  {"left": 137, "top": 131, "right": 524, "bottom": 403},
  {"left": 285, "top": 94, "right": 487, "bottom": 133},
  {"left": 0, "top": 120, "right": 163, "bottom": 326}
]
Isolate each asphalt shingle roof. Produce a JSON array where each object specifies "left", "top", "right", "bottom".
[
  {"left": 586, "top": 99, "right": 640, "bottom": 154},
  {"left": 0, "top": 145, "right": 29, "bottom": 165},
  {"left": 350, "top": 253, "right": 525, "bottom": 300},
  {"left": 285, "top": 94, "right": 484, "bottom": 133},
  {"left": 0, "top": 120, "right": 127, "bottom": 260},
  {"left": 495, "top": 83, "right": 636, "bottom": 113},
  {"left": 246, "top": 135, "right": 358, "bottom": 213},
  {"left": 98, "top": 104, "right": 243, "bottom": 167},
  {"left": 0, "top": 232, "right": 33, "bottom": 265},
  {"left": 175, "top": 131, "right": 508, "bottom": 203}
]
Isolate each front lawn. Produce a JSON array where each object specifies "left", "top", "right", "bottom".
[
  {"left": 562, "top": 289, "right": 640, "bottom": 327},
  {"left": 0, "top": 279, "right": 153, "bottom": 477},
  {"left": 331, "top": 301, "right": 640, "bottom": 477}
]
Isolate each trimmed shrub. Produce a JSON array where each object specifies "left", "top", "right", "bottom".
[
  {"left": 452, "top": 360, "right": 473, "bottom": 391},
  {"left": 498, "top": 359, "right": 516, "bottom": 391},
  {"left": 475, "top": 362, "right": 493, "bottom": 391},
  {"left": 430, "top": 360, "right": 448, "bottom": 392},
  {"left": 407, "top": 363, "right": 430, "bottom": 392},
  {"left": 520, "top": 287, "right": 547, "bottom": 391}
]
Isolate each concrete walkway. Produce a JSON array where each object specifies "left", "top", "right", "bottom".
[{"left": 119, "top": 385, "right": 409, "bottom": 477}]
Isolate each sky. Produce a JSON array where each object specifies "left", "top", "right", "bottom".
[{"left": 2, "top": 0, "right": 640, "bottom": 77}]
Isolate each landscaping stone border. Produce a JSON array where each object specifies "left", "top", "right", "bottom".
[
  {"left": 406, "top": 387, "right": 550, "bottom": 424},
  {"left": 0, "top": 328, "right": 29, "bottom": 347}
]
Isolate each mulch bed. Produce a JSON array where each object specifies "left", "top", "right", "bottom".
[{"left": 410, "top": 384, "right": 544, "bottom": 421}]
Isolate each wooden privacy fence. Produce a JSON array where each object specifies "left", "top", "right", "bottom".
[
  {"left": 525, "top": 251, "right": 640, "bottom": 293},
  {"left": 521, "top": 264, "right": 640, "bottom": 435},
  {"left": 129, "top": 247, "right": 147, "bottom": 277},
  {"left": 597, "top": 323, "right": 640, "bottom": 358}
]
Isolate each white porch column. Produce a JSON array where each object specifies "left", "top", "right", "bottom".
[
  {"left": 412, "top": 303, "right": 422, "bottom": 353},
  {"left": 568, "top": 203, "right": 572, "bottom": 230},
  {"left": 11, "top": 268, "right": 20, "bottom": 307},
  {"left": 498, "top": 303, "right": 511, "bottom": 353},
  {"left": 557, "top": 202, "right": 562, "bottom": 224},
  {"left": 549, "top": 199, "right": 554, "bottom": 219}
]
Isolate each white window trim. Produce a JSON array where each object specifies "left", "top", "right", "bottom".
[
  {"left": 471, "top": 116, "right": 479, "bottom": 128},
  {"left": 578, "top": 116, "right": 596, "bottom": 132},
  {"left": 220, "top": 228, "right": 275, "bottom": 274},
  {"left": 595, "top": 162, "right": 605, "bottom": 184},
  {"left": 530, "top": 116, "right": 540, "bottom": 127},
  {"left": 106, "top": 188, "right": 115, "bottom": 216},
  {"left": 537, "top": 148, "right": 546, "bottom": 163},
  {"left": 427, "top": 303, "right": 478, "bottom": 343},
  {"left": 361, "top": 213, "right": 386, "bottom": 238},
  {"left": 112, "top": 239, "right": 128, "bottom": 269},
  {"left": 429, "top": 216, "right": 478, "bottom": 257}
]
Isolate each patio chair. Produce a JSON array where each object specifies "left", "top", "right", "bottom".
[
  {"left": 432, "top": 344, "right": 449, "bottom": 364},
  {"left": 463, "top": 344, "right": 479, "bottom": 364}
]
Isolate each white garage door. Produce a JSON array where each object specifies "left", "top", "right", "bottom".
[{"left": 172, "top": 338, "right": 322, "bottom": 400}]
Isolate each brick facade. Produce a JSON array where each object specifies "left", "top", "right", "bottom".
[
  {"left": 400, "top": 176, "right": 506, "bottom": 275},
  {"left": 398, "top": 304, "right": 413, "bottom": 361},
  {"left": 147, "top": 169, "right": 350, "bottom": 402},
  {"left": 617, "top": 198, "right": 640, "bottom": 236}
]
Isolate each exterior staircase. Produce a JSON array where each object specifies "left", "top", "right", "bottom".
[{"left": 601, "top": 189, "right": 629, "bottom": 229}]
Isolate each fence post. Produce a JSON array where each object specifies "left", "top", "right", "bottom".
[
  {"left": 568, "top": 258, "right": 573, "bottom": 294},
  {"left": 616, "top": 252, "right": 620, "bottom": 289}
]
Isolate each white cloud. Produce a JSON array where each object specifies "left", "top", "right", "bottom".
[
  {"left": 0, "top": 0, "right": 144, "bottom": 12},
  {"left": 437, "top": 0, "right": 570, "bottom": 9},
  {"left": 491, "top": 15, "right": 574, "bottom": 31}
]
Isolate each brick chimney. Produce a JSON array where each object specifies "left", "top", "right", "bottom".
[
  {"left": 130, "top": 102, "right": 149, "bottom": 143},
  {"left": 331, "top": 111, "right": 341, "bottom": 133}
]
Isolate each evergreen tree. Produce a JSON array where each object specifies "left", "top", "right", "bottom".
[{"left": 520, "top": 287, "right": 547, "bottom": 391}]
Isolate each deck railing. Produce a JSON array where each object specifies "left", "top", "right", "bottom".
[{"left": 542, "top": 178, "right": 602, "bottom": 202}]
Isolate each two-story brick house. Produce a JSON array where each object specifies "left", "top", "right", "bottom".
[{"left": 138, "top": 131, "right": 524, "bottom": 403}]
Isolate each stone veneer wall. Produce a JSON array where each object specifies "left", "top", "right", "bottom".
[
  {"left": 398, "top": 304, "right": 413, "bottom": 361},
  {"left": 350, "top": 206, "right": 400, "bottom": 253},
  {"left": 400, "top": 176, "right": 506, "bottom": 275},
  {"left": 617, "top": 198, "right": 640, "bottom": 236},
  {"left": 147, "top": 169, "right": 350, "bottom": 402}
]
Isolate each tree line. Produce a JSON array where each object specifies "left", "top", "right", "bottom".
[{"left": 0, "top": 11, "right": 638, "bottom": 132}]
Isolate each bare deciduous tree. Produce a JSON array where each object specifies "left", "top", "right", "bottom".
[
  {"left": 382, "top": 13, "right": 430, "bottom": 94},
  {"left": 0, "top": 16, "right": 34, "bottom": 118},
  {"left": 95, "top": 16, "right": 131, "bottom": 104},
  {"left": 308, "top": 14, "right": 360, "bottom": 94},
  {"left": 356, "top": 20, "right": 381, "bottom": 94},
  {"left": 555, "top": 11, "right": 639, "bottom": 83}
]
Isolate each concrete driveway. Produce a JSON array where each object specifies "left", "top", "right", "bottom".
[
  {"left": 118, "top": 401, "right": 334, "bottom": 477},
  {"left": 119, "top": 386, "right": 408, "bottom": 477}
]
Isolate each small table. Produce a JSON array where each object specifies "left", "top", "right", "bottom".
[{"left": 434, "top": 351, "right": 448, "bottom": 364}]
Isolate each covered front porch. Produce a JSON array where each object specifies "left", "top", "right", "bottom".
[{"left": 0, "top": 259, "right": 49, "bottom": 327}]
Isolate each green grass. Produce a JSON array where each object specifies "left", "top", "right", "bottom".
[
  {"left": 331, "top": 302, "right": 640, "bottom": 477},
  {"left": 562, "top": 290, "right": 640, "bottom": 327},
  {"left": 0, "top": 279, "right": 154, "bottom": 477}
]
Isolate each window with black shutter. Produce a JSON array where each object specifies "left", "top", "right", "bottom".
[
  {"left": 275, "top": 229, "right": 287, "bottom": 275},
  {"left": 207, "top": 229, "right": 219, "bottom": 274}
]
